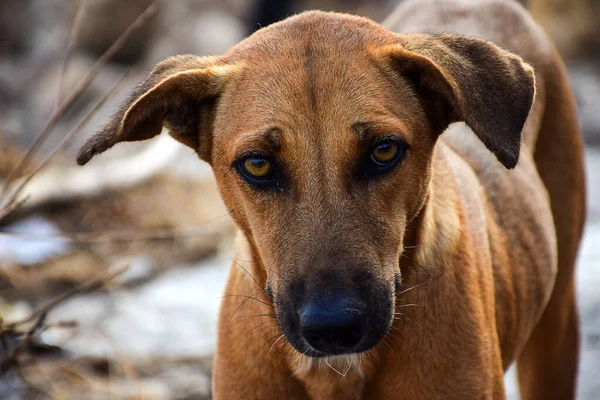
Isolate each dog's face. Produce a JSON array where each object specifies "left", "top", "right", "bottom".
[
  {"left": 212, "top": 29, "right": 436, "bottom": 356},
  {"left": 77, "top": 12, "right": 534, "bottom": 357}
]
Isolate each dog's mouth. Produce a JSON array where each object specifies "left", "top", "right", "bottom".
[{"left": 275, "top": 282, "right": 394, "bottom": 358}]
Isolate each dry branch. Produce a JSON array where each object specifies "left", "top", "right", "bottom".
[
  {"left": 0, "top": 71, "right": 129, "bottom": 222},
  {"left": 0, "top": 265, "right": 129, "bottom": 374},
  {"left": 0, "top": 196, "right": 28, "bottom": 221},
  {"left": 0, "top": 0, "right": 163, "bottom": 195},
  {"left": 54, "top": 0, "right": 83, "bottom": 111}
]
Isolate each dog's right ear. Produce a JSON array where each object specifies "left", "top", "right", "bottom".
[
  {"left": 372, "top": 34, "right": 535, "bottom": 169},
  {"left": 76, "top": 55, "right": 238, "bottom": 165}
]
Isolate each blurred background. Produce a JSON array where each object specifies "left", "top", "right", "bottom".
[{"left": 0, "top": 0, "right": 598, "bottom": 398}]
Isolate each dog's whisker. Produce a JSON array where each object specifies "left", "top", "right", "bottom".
[
  {"left": 231, "top": 256, "right": 291, "bottom": 285},
  {"left": 245, "top": 320, "right": 279, "bottom": 336},
  {"left": 394, "top": 313, "right": 432, "bottom": 340},
  {"left": 231, "top": 257, "right": 255, "bottom": 263},
  {"left": 387, "top": 324, "right": 409, "bottom": 343},
  {"left": 405, "top": 257, "right": 460, "bottom": 288},
  {"left": 325, "top": 359, "right": 345, "bottom": 377},
  {"left": 283, "top": 340, "right": 296, "bottom": 360},
  {"left": 234, "top": 257, "right": 288, "bottom": 282},
  {"left": 402, "top": 244, "right": 419, "bottom": 250},
  {"left": 257, "top": 330, "right": 286, "bottom": 353},
  {"left": 229, "top": 258, "right": 268, "bottom": 293},
  {"left": 295, "top": 350, "right": 304, "bottom": 368},
  {"left": 340, "top": 360, "right": 353, "bottom": 381},
  {"left": 231, "top": 258, "right": 293, "bottom": 293},
  {"left": 221, "top": 293, "right": 273, "bottom": 308},
  {"left": 398, "top": 281, "right": 429, "bottom": 295},
  {"left": 266, "top": 333, "right": 286, "bottom": 359},
  {"left": 367, "top": 347, "right": 380, "bottom": 363},
  {"left": 209, "top": 210, "right": 233, "bottom": 222},
  {"left": 235, "top": 313, "right": 277, "bottom": 323},
  {"left": 240, "top": 323, "right": 280, "bottom": 350},
  {"left": 381, "top": 337, "right": 393, "bottom": 351},
  {"left": 395, "top": 303, "right": 420, "bottom": 308},
  {"left": 227, "top": 291, "right": 271, "bottom": 328},
  {"left": 253, "top": 321, "right": 280, "bottom": 338},
  {"left": 395, "top": 326, "right": 410, "bottom": 338}
]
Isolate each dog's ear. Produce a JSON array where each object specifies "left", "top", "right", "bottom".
[
  {"left": 374, "top": 34, "right": 535, "bottom": 169},
  {"left": 76, "top": 55, "right": 238, "bottom": 165}
]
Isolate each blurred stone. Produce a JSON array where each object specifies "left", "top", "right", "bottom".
[
  {"left": 0, "top": 2, "right": 598, "bottom": 399},
  {"left": 568, "top": 62, "right": 600, "bottom": 146},
  {"left": 111, "top": 256, "right": 155, "bottom": 286},
  {"left": 0, "top": 369, "right": 33, "bottom": 400},
  {"left": 1, "top": 168, "right": 232, "bottom": 297},
  {"left": 46, "top": 257, "right": 231, "bottom": 361},
  {"left": 0, "top": 216, "right": 71, "bottom": 267},
  {"left": 0, "top": 0, "right": 35, "bottom": 55},
  {"left": 585, "top": 149, "right": 600, "bottom": 222},
  {"left": 19, "top": 356, "right": 212, "bottom": 400},
  {"left": 191, "top": 10, "right": 248, "bottom": 56},
  {"left": 74, "top": 0, "right": 160, "bottom": 64},
  {"left": 505, "top": 152, "right": 600, "bottom": 399},
  {"left": 0, "top": 251, "right": 106, "bottom": 299},
  {"left": 0, "top": 300, "right": 33, "bottom": 323},
  {"left": 576, "top": 223, "right": 600, "bottom": 400},
  {"left": 156, "top": 364, "right": 212, "bottom": 399},
  {"left": 148, "top": 7, "right": 245, "bottom": 63}
]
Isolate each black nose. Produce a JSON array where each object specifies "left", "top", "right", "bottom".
[{"left": 299, "top": 299, "right": 365, "bottom": 354}]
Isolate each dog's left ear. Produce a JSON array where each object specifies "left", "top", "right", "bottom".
[
  {"left": 76, "top": 55, "right": 239, "bottom": 166},
  {"left": 374, "top": 34, "right": 536, "bottom": 169}
]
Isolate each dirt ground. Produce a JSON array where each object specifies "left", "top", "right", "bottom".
[{"left": 0, "top": 0, "right": 598, "bottom": 398}]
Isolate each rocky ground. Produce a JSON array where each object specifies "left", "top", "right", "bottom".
[
  {"left": 506, "top": 150, "right": 600, "bottom": 399},
  {"left": 0, "top": 0, "right": 598, "bottom": 398}
]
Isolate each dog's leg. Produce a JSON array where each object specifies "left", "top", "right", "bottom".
[{"left": 516, "top": 50, "right": 586, "bottom": 400}]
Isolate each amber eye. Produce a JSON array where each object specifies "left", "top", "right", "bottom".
[
  {"left": 371, "top": 141, "right": 400, "bottom": 166},
  {"left": 242, "top": 156, "right": 273, "bottom": 179}
]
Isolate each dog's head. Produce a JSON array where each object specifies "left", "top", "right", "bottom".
[{"left": 77, "top": 12, "right": 534, "bottom": 357}]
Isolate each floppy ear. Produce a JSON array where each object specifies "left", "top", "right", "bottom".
[
  {"left": 76, "top": 55, "right": 238, "bottom": 165},
  {"left": 375, "top": 34, "right": 536, "bottom": 169}
]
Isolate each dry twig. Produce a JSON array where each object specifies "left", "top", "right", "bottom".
[
  {"left": 0, "top": 265, "right": 129, "bottom": 374},
  {"left": 0, "top": 0, "right": 163, "bottom": 195},
  {"left": 0, "top": 196, "right": 28, "bottom": 221},
  {"left": 0, "top": 70, "right": 129, "bottom": 222},
  {"left": 54, "top": 0, "right": 83, "bottom": 110}
]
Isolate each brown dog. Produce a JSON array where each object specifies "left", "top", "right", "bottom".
[{"left": 76, "top": 0, "right": 586, "bottom": 398}]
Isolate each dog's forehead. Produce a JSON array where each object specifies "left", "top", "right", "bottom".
[
  {"left": 216, "top": 11, "right": 405, "bottom": 135},
  {"left": 227, "top": 11, "right": 396, "bottom": 63}
]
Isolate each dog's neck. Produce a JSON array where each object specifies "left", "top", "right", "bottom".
[{"left": 403, "top": 145, "right": 462, "bottom": 276}]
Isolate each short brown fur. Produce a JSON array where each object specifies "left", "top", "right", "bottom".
[{"left": 77, "top": 0, "right": 585, "bottom": 398}]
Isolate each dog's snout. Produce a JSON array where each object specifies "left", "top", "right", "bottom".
[
  {"left": 299, "top": 299, "right": 365, "bottom": 354},
  {"left": 279, "top": 270, "right": 393, "bottom": 357}
]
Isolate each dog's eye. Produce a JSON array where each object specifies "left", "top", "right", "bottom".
[
  {"left": 241, "top": 156, "right": 274, "bottom": 179},
  {"left": 371, "top": 141, "right": 399, "bottom": 165},
  {"left": 370, "top": 140, "right": 404, "bottom": 168}
]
